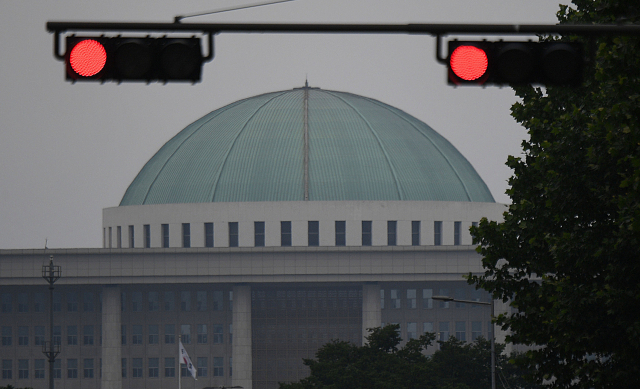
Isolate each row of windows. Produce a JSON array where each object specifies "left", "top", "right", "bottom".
[
  {"left": 105, "top": 220, "right": 476, "bottom": 248},
  {"left": 0, "top": 291, "right": 101, "bottom": 314},
  {"left": 0, "top": 357, "right": 231, "bottom": 380},
  {"left": 121, "top": 290, "right": 231, "bottom": 313},
  {"left": 121, "top": 324, "right": 231, "bottom": 345},
  {"left": 383, "top": 320, "right": 493, "bottom": 342},
  {"left": 381, "top": 288, "right": 488, "bottom": 309},
  {"left": 1, "top": 323, "right": 232, "bottom": 347}
]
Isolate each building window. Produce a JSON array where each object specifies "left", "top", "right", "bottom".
[
  {"left": 455, "top": 321, "right": 466, "bottom": 341},
  {"left": 67, "top": 359, "right": 78, "bottom": 379},
  {"left": 1, "top": 293, "right": 11, "bottom": 313},
  {"left": 212, "top": 291, "right": 223, "bottom": 311},
  {"left": 229, "top": 324, "right": 233, "bottom": 344},
  {"left": 132, "top": 358, "right": 143, "bottom": 378},
  {"left": 17, "top": 293, "right": 28, "bottom": 312},
  {"left": 181, "top": 291, "right": 191, "bottom": 311},
  {"left": 407, "top": 289, "right": 416, "bottom": 309},
  {"left": 18, "top": 359, "right": 28, "bottom": 379},
  {"left": 67, "top": 325, "right": 77, "bottom": 345},
  {"left": 53, "top": 292, "right": 61, "bottom": 312},
  {"left": 472, "top": 321, "right": 482, "bottom": 341},
  {"left": 281, "top": 221, "right": 292, "bottom": 246},
  {"left": 181, "top": 325, "right": 191, "bottom": 344},
  {"left": 2, "top": 326, "right": 12, "bottom": 346},
  {"left": 422, "top": 289, "right": 433, "bottom": 309},
  {"left": 196, "top": 291, "right": 207, "bottom": 311},
  {"left": 454, "top": 221, "right": 461, "bottom": 245},
  {"left": 197, "top": 324, "right": 207, "bottom": 344},
  {"left": 434, "top": 221, "right": 442, "bottom": 245},
  {"left": 53, "top": 326, "right": 61, "bottom": 346},
  {"left": 121, "top": 358, "right": 127, "bottom": 378},
  {"left": 213, "top": 324, "right": 223, "bottom": 344},
  {"left": 455, "top": 288, "right": 466, "bottom": 308},
  {"left": 182, "top": 223, "right": 191, "bottom": 248},
  {"left": 423, "top": 321, "right": 434, "bottom": 335},
  {"left": 164, "top": 357, "right": 175, "bottom": 377},
  {"left": 197, "top": 357, "right": 208, "bottom": 377},
  {"left": 2, "top": 359, "right": 11, "bottom": 379},
  {"left": 129, "top": 225, "right": 135, "bottom": 248},
  {"left": 132, "top": 325, "right": 143, "bottom": 345},
  {"left": 83, "top": 292, "right": 94, "bottom": 312},
  {"left": 34, "top": 292, "right": 45, "bottom": 312},
  {"left": 67, "top": 292, "right": 78, "bottom": 312},
  {"left": 117, "top": 226, "right": 122, "bottom": 248},
  {"left": 308, "top": 221, "right": 319, "bottom": 246},
  {"left": 213, "top": 357, "right": 224, "bottom": 377},
  {"left": 390, "top": 289, "right": 400, "bottom": 309},
  {"left": 131, "top": 291, "right": 142, "bottom": 312},
  {"left": 35, "top": 326, "right": 45, "bottom": 346},
  {"left": 18, "top": 326, "right": 28, "bottom": 346},
  {"left": 161, "top": 224, "right": 170, "bottom": 248},
  {"left": 439, "top": 288, "right": 450, "bottom": 308},
  {"left": 144, "top": 224, "right": 151, "bottom": 248},
  {"left": 121, "top": 325, "right": 126, "bottom": 345},
  {"left": 229, "top": 222, "right": 238, "bottom": 247},
  {"left": 83, "top": 325, "right": 94, "bottom": 345},
  {"left": 362, "top": 221, "right": 372, "bottom": 246},
  {"left": 439, "top": 322, "right": 450, "bottom": 341},
  {"left": 412, "top": 221, "right": 420, "bottom": 246},
  {"left": 35, "top": 359, "right": 45, "bottom": 379},
  {"left": 108, "top": 227, "right": 112, "bottom": 248},
  {"left": 148, "top": 358, "right": 159, "bottom": 378},
  {"left": 148, "top": 325, "right": 159, "bottom": 344},
  {"left": 84, "top": 359, "right": 94, "bottom": 378},
  {"left": 165, "top": 324, "right": 175, "bottom": 344},
  {"left": 387, "top": 221, "right": 397, "bottom": 246},
  {"left": 335, "top": 221, "right": 346, "bottom": 246},
  {"left": 205, "top": 223, "right": 214, "bottom": 247},
  {"left": 164, "top": 291, "right": 175, "bottom": 311},
  {"left": 407, "top": 322, "right": 417, "bottom": 340},
  {"left": 380, "top": 289, "right": 384, "bottom": 309},
  {"left": 148, "top": 291, "right": 159, "bottom": 311},
  {"left": 254, "top": 221, "right": 265, "bottom": 247}
]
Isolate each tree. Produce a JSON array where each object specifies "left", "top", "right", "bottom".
[
  {"left": 468, "top": 1, "right": 640, "bottom": 388},
  {"left": 280, "top": 325, "right": 540, "bottom": 389}
]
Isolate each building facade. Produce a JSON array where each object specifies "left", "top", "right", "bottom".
[{"left": 0, "top": 86, "right": 506, "bottom": 389}]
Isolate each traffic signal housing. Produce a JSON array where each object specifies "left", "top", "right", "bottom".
[
  {"left": 447, "top": 40, "right": 584, "bottom": 87},
  {"left": 65, "top": 36, "right": 204, "bottom": 83}
]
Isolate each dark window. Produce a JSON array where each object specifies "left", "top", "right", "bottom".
[
  {"left": 182, "top": 223, "right": 191, "bottom": 248},
  {"left": 2, "top": 359, "right": 12, "bottom": 379},
  {"left": 164, "top": 357, "right": 175, "bottom": 377},
  {"left": 308, "top": 221, "right": 319, "bottom": 246},
  {"left": 387, "top": 221, "right": 397, "bottom": 246},
  {"left": 83, "top": 325, "right": 94, "bottom": 345},
  {"left": 335, "top": 221, "right": 346, "bottom": 246},
  {"left": 18, "top": 359, "right": 28, "bottom": 379},
  {"left": 83, "top": 292, "right": 94, "bottom": 312},
  {"left": 181, "top": 325, "right": 191, "bottom": 344},
  {"left": 164, "top": 291, "right": 174, "bottom": 311},
  {"left": 132, "top": 358, "right": 143, "bottom": 378},
  {"left": 434, "top": 221, "right": 442, "bottom": 246},
  {"left": 121, "top": 325, "right": 126, "bottom": 345},
  {"left": 204, "top": 223, "right": 214, "bottom": 247},
  {"left": 108, "top": 227, "right": 112, "bottom": 248},
  {"left": 67, "top": 325, "right": 77, "bottom": 345},
  {"left": 148, "top": 291, "right": 159, "bottom": 311},
  {"left": 1, "top": 293, "right": 11, "bottom": 313},
  {"left": 121, "top": 359, "right": 126, "bottom": 378},
  {"left": 197, "top": 291, "right": 207, "bottom": 311},
  {"left": 67, "top": 292, "right": 78, "bottom": 312},
  {"left": 2, "top": 326, "right": 12, "bottom": 346},
  {"left": 53, "top": 292, "right": 61, "bottom": 312},
  {"left": 161, "top": 224, "right": 170, "bottom": 248},
  {"left": 34, "top": 359, "right": 45, "bottom": 379},
  {"left": 148, "top": 325, "right": 159, "bottom": 344},
  {"left": 18, "top": 326, "right": 28, "bottom": 346},
  {"left": 197, "top": 324, "right": 207, "bottom": 344},
  {"left": 412, "top": 221, "right": 420, "bottom": 246},
  {"left": 83, "top": 358, "right": 94, "bottom": 378},
  {"left": 53, "top": 359, "right": 61, "bottom": 378},
  {"left": 144, "top": 224, "right": 151, "bottom": 248},
  {"left": 53, "top": 326, "right": 61, "bottom": 345},
  {"left": 35, "top": 326, "right": 45, "bottom": 346},
  {"left": 213, "top": 324, "right": 223, "bottom": 344},
  {"left": 213, "top": 357, "right": 224, "bottom": 377},
  {"left": 254, "top": 221, "right": 265, "bottom": 247},
  {"left": 131, "top": 291, "right": 142, "bottom": 312},
  {"left": 34, "top": 293, "right": 45, "bottom": 312},
  {"left": 197, "top": 357, "right": 208, "bottom": 377},
  {"left": 229, "top": 222, "right": 238, "bottom": 247},
  {"left": 454, "top": 221, "right": 461, "bottom": 245},
  {"left": 148, "top": 358, "right": 159, "bottom": 378},
  {"left": 362, "top": 221, "right": 372, "bottom": 246},
  {"left": 117, "top": 226, "right": 122, "bottom": 248},
  {"left": 132, "top": 325, "right": 142, "bottom": 345},
  {"left": 165, "top": 324, "right": 175, "bottom": 344},
  {"left": 129, "top": 225, "right": 135, "bottom": 248},
  {"left": 67, "top": 359, "right": 78, "bottom": 379},
  {"left": 281, "top": 221, "right": 292, "bottom": 246},
  {"left": 17, "top": 293, "right": 28, "bottom": 312},
  {"left": 181, "top": 291, "right": 191, "bottom": 311}
]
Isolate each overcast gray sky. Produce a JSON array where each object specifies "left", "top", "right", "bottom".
[{"left": 0, "top": 0, "right": 564, "bottom": 249}]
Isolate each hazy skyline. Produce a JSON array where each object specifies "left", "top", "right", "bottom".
[{"left": 0, "top": 0, "right": 564, "bottom": 249}]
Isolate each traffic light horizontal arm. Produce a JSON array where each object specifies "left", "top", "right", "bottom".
[{"left": 47, "top": 21, "right": 640, "bottom": 36}]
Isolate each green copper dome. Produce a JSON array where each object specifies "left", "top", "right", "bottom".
[{"left": 120, "top": 87, "right": 494, "bottom": 205}]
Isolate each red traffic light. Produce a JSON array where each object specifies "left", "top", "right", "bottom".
[
  {"left": 449, "top": 45, "right": 489, "bottom": 81},
  {"left": 68, "top": 39, "right": 107, "bottom": 78}
]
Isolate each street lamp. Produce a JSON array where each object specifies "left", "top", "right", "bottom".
[
  {"left": 431, "top": 295, "right": 495, "bottom": 389},
  {"left": 41, "top": 255, "right": 61, "bottom": 389}
]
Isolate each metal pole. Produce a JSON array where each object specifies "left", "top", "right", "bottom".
[{"left": 42, "top": 255, "right": 61, "bottom": 389}]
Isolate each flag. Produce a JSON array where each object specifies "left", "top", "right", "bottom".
[{"left": 179, "top": 340, "right": 197, "bottom": 379}]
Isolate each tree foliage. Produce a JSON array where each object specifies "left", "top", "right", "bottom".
[
  {"left": 468, "top": 1, "right": 640, "bottom": 388},
  {"left": 279, "top": 325, "right": 539, "bottom": 389}
]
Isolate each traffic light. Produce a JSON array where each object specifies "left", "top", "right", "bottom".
[
  {"left": 447, "top": 40, "right": 584, "bottom": 87},
  {"left": 65, "top": 36, "right": 204, "bottom": 83}
]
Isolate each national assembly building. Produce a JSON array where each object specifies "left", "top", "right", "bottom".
[{"left": 0, "top": 85, "right": 506, "bottom": 389}]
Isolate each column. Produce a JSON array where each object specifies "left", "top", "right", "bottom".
[
  {"left": 232, "top": 284, "right": 252, "bottom": 389},
  {"left": 101, "top": 285, "right": 122, "bottom": 389},
  {"left": 362, "top": 282, "right": 381, "bottom": 345}
]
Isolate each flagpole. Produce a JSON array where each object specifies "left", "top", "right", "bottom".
[{"left": 178, "top": 334, "right": 181, "bottom": 389}]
